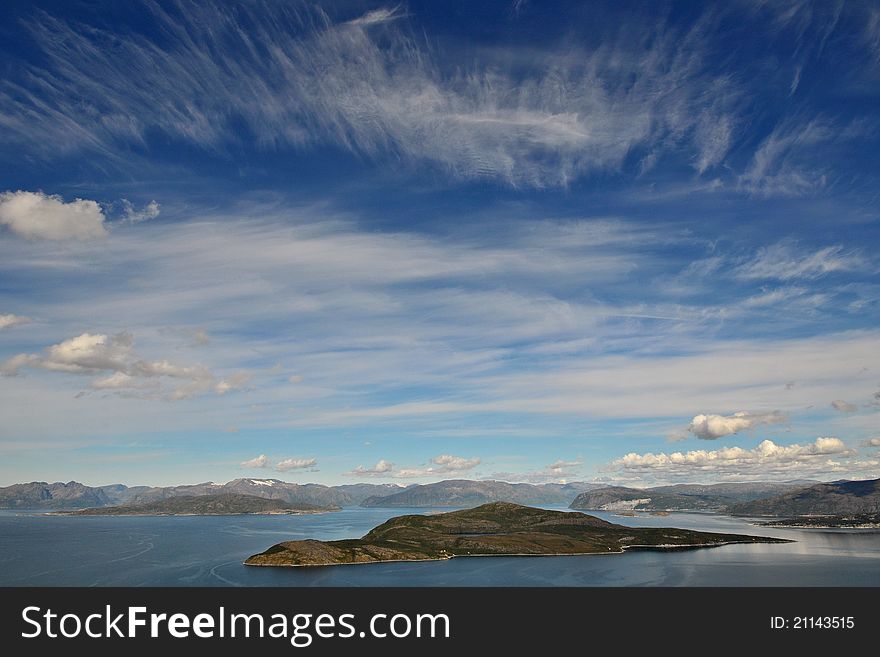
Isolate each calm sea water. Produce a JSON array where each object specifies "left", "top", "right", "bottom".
[{"left": 1, "top": 507, "right": 878, "bottom": 586}]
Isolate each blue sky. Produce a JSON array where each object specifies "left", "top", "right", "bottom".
[{"left": 0, "top": 0, "right": 878, "bottom": 487}]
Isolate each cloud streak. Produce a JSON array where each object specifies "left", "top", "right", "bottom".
[
  {"left": 735, "top": 243, "right": 866, "bottom": 281},
  {"left": 0, "top": 314, "right": 32, "bottom": 330},
  {"left": 0, "top": 202, "right": 877, "bottom": 441}
]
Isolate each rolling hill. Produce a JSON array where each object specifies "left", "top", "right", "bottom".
[
  {"left": 569, "top": 481, "right": 814, "bottom": 512},
  {"left": 728, "top": 478, "right": 880, "bottom": 516},
  {"left": 0, "top": 481, "right": 111, "bottom": 509}
]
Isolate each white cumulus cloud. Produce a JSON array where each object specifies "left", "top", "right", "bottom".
[
  {"left": 0, "top": 190, "right": 107, "bottom": 240},
  {"left": 688, "top": 410, "right": 786, "bottom": 439},
  {"left": 606, "top": 437, "right": 868, "bottom": 482},
  {"left": 347, "top": 459, "right": 395, "bottom": 477},
  {"left": 346, "top": 454, "right": 480, "bottom": 479},
  {"left": 241, "top": 454, "right": 269, "bottom": 469},
  {"left": 431, "top": 454, "right": 481, "bottom": 472},
  {"left": 394, "top": 454, "right": 482, "bottom": 478},
  {"left": 0, "top": 330, "right": 242, "bottom": 400},
  {"left": 275, "top": 457, "right": 317, "bottom": 472}
]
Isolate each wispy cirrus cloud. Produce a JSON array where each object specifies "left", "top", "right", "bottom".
[
  {"left": 738, "top": 116, "right": 874, "bottom": 197},
  {"left": 864, "top": 5, "right": 880, "bottom": 65},
  {"left": 0, "top": 2, "right": 744, "bottom": 187},
  {"left": 344, "top": 6, "right": 403, "bottom": 27},
  {"left": 735, "top": 243, "right": 867, "bottom": 281}
]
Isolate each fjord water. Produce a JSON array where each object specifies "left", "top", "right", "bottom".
[{"left": 1, "top": 508, "right": 877, "bottom": 586}]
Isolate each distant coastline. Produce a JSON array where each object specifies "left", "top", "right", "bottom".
[
  {"left": 244, "top": 539, "right": 779, "bottom": 568},
  {"left": 52, "top": 493, "right": 340, "bottom": 517},
  {"left": 757, "top": 513, "right": 880, "bottom": 529},
  {"left": 53, "top": 509, "right": 332, "bottom": 517}
]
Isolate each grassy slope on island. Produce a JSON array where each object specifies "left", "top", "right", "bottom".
[
  {"left": 66, "top": 493, "right": 339, "bottom": 515},
  {"left": 245, "top": 502, "right": 789, "bottom": 566}
]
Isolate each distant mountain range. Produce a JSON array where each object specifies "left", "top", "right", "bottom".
[
  {"left": 360, "top": 479, "right": 604, "bottom": 507},
  {"left": 0, "top": 478, "right": 404, "bottom": 510},
  {"left": 569, "top": 481, "right": 818, "bottom": 512},
  {"left": 112, "top": 478, "right": 407, "bottom": 508},
  {"left": 6, "top": 477, "right": 877, "bottom": 516},
  {"left": 0, "top": 481, "right": 113, "bottom": 510},
  {"left": 63, "top": 493, "right": 338, "bottom": 516},
  {"left": 728, "top": 479, "right": 880, "bottom": 516},
  {"left": 0, "top": 477, "right": 604, "bottom": 510}
]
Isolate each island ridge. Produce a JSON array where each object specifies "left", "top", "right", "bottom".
[{"left": 244, "top": 502, "right": 790, "bottom": 567}]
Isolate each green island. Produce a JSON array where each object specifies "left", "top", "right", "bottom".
[
  {"left": 758, "top": 513, "right": 880, "bottom": 529},
  {"left": 57, "top": 493, "right": 340, "bottom": 516},
  {"left": 244, "top": 502, "right": 790, "bottom": 567}
]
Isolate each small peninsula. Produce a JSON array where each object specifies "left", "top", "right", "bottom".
[
  {"left": 245, "top": 502, "right": 789, "bottom": 567},
  {"left": 60, "top": 493, "right": 340, "bottom": 516},
  {"left": 758, "top": 513, "right": 880, "bottom": 529}
]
